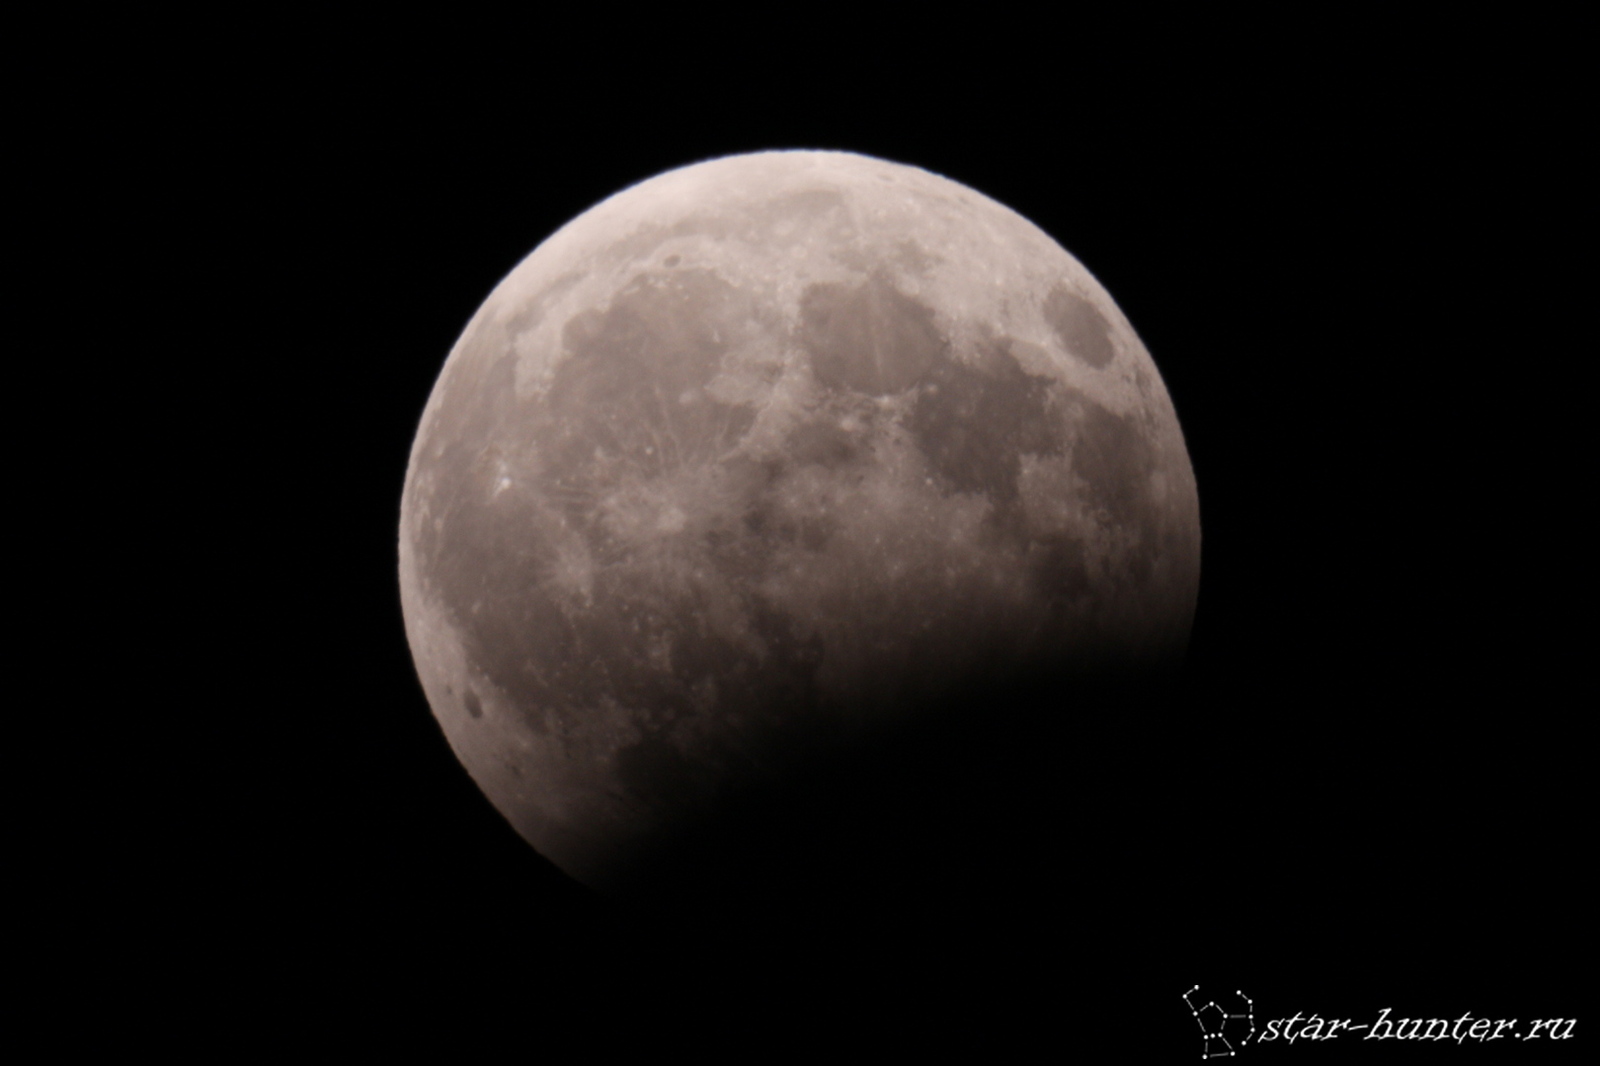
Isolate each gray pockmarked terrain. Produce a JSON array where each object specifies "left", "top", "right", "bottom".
[{"left": 399, "top": 151, "right": 1200, "bottom": 891}]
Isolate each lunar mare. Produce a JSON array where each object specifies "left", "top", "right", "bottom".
[{"left": 399, "top": 151, "right": 1199, "bottom": 892}]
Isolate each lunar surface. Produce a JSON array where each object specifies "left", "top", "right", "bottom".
[{"left": 399, "top": 151, "right": 1199, "bottom": 893}]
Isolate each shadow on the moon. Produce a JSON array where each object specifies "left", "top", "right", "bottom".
[
  {"left": 514, "top": 664, "right": 1213, "bottom": 1057},
  {"left": 600, "top": 663, "right": 1186, "bottom": 932}
]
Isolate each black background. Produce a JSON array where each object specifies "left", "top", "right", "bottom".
[{"left": 83, "top": 16, "right": 1587, "bottom": 1060}]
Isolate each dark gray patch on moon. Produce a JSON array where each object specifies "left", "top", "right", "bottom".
[
  {"left": 785, "top": 417, "right": 860, "bottom": 469},
  {"left": 1027, "top": 535, "right": 1092, "bottom": 603},
  {"left": 1060, "top": 390, "right": 1161, "bottom": 583},
  {"left": 741, "top": 493, "right": 837, "bottom": 553},
  {"left": 549, "top": 268, "right": 757, "bottom": 478},
  {"left": 800, "top": 274, "right": 945, "bottom": 395},
  {"left": 908, "top": 339, "right": 1065, "bottom": 506},
  {"left": 1044, "top": 284, "right": 1116, "bottom": 369},
  {"left": 1067, "top": 395, "right": 1153, "bottom": 530},
  {"left": 463, "top": 690, "right": 482, "bottom": 719}
]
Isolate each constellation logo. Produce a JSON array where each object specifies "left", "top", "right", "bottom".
[
  {"left": 1182, "top": 986, "right": 1578, "bottom": 1055},
  {"left": 1184, "top": 986, "right": 1255, "bottom": 1059}
]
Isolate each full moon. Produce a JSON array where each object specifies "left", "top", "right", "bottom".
[{"left": 399, "top": 151, "right": 1199, "bottom": 894}]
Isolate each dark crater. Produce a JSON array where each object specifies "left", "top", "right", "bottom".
[{"left": 1044, "top": 284, "right": 1116, "bottom": 369}]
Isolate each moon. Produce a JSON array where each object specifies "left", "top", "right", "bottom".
[{"left": 399, "top": 150, "right": 1199, "bottom": 894}]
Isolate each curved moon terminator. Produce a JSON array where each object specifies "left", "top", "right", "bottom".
[{"left": 399, "top": 151, "right": 1200, "bottom": 893}]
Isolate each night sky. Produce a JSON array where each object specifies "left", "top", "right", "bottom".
[{"left": 97, "top": 21, "right": 1587, "bottom": 1059}]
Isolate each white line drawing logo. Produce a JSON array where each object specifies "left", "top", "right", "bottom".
[{"left": 1184, "top": 985, "right": 1256, "bottom": 1058}]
